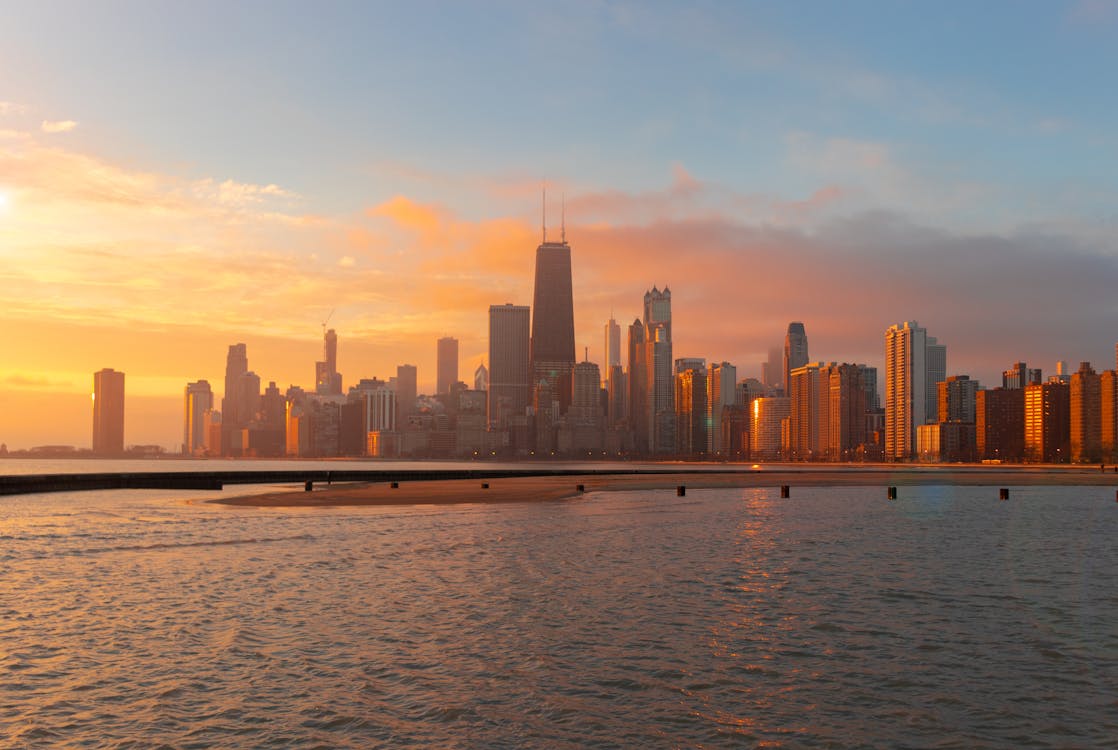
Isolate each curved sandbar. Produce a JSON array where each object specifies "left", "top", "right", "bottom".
[{"left": 211, "top": 465, "right": 1118, "bottom": 507}]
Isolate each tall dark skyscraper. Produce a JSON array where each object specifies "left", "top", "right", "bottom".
[
  {"left": 223, "top": 343, "right": 247, "bottom": 424},
  {"left": 222, "top": 343, "right": 248, "bottom": 455},
  {"left": 489, "top": 303, "right": 531, "bottom": 428},
  {"left": 396, "top": 364, "right": 417, "bottom": 420},
  {"left": 783, "top": 322, "right": 809, "bottom": 396},
  {"left": 92, "top": 368, "right": 125, "bottom": 455},
  {"left": 315, "top": 328, "right": 342, "bottom": 395},
  {"left": 644, "top": 287, "right": 674, "bottom": 454},
  {"left": 530, "top": 226, "right": 575, "bottom": 414},
  {"left": 437, "top": 337, "right": 459, "bottom": 395},
  {"left": 627, "top": 319, "right": 647, "bottom": 447}
]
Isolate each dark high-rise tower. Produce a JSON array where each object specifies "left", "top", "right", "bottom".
[
  {"left": 643, "top": 287, "right": 674, "bottom": 454},
  {"left": 489, "top": 304, "right": 531, "bottom": 428},
  {"left": 315, "top": 328, "right": 342, "bottom": 395},
  {"left": 783, "top": 322, "right": 809, "bottom": 396},
  {"left": 437, "top": 337, "right": 459, "bottom": 395},
  {"left": 529, "top": 224, "right": 575, "bottom": 413},
  {"left": 92, "top": 368, "right": 125, "bottom": 455},
  {"left": 222, "top": 343, "right": 248, "bottom": 455}
]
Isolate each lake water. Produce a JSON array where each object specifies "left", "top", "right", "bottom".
[{"left": 1, "top": 476, "right": 1116, "bottom": 747}]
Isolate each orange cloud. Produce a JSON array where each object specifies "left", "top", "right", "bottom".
[{"left": 368, "top": 194, "right": 445, "bottom": 235}]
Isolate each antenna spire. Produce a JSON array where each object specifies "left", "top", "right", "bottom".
[
  {"left": 542, "top": 184, "right": 547, "bottom": 244},
  {"left": 561, "top": 192, "right": 566, "bottom": 244}
]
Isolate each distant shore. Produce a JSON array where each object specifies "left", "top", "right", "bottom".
[{"left": 211, "top": 465, "right": 1118, "bottom": 507}]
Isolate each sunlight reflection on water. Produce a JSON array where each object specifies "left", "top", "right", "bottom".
[{"left": 1, "top": 484, "right": 1116, "bottom": 747}]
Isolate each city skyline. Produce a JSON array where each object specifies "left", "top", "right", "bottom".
[{"left": 3, "top": 2, "right": 1118, "bottom": 448}]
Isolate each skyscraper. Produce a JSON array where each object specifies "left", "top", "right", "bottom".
[
  {"left": 762, "top": 346, "right": 783, "bottom": 390},
  {"left": 437, "top": 337, "right": 458, "bottom": 395},
  {"left": 627, "top": 319, "right": 647, "bottom": 445},
  {"left": 488, "top": 304, "right": 531, "bottom": 428},
  {"left": 751, "top": 397, "right": 790, "bottom": 460},
  {"left": 396, "top": 364, "right": 417, "bottom": 420},
  {"left": 783, "top": 322, "right": 809, "bottom": 396},
  {"left": 315, "top": 328, "right": 342, "bottom": 395},
  {"left": 1101, "top": 370, "right": 1118, "bottom": 460},
  {"left": 1070, "top": 362, "right": 1101, "bottom": 463},
  {"left": 789, "top": 362, "right": 832, "bottom": 461},
  {"left": 473, "top": 363, "right": 489, "bottom": 392},
  {"left": 675, "top": 363, "right": 708, "bottom": 456},
  {"left": 222, "top": 343, "right": 248, "bottom": 454},
  {"left": 1024, "top": 381, "right": 1070, "bottom": 462},
  {"left": 92, "top": 368, "right": 125, "bottom": 455},
  {"left": 977, "top": 388, "right": 1025, "bottom": 462},
  {"left": 708, "top": 362, "right": 736, "bottom": 454},
  {"left": 570, "top": 361, "right": 603, "bottom": 427},
  {"left": 183, "top": 380, "right": 213, "bottom": 455},
  {"left": 604, "top": 316, "right": 621, "bottom": 370},
  {"left": 530, "top": 233, "right": 575, "bottom": 414},
  {"left": 644, "top": 287, "right": 674, "bottom": 454},
  {"left": 937, "top": 375, "right": 978, "bottom": 424},
  {"left": 828, "top": 364, "right": 868, "bottom": 461},
  {"left": 884, "top": 321, "right": 943, "bottom": 460},
  {"left": 925, "top": 337, "right": 947, "bottom": 423}
]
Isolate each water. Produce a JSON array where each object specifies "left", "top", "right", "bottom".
[{"left": 1, "top": 481, "right": 1116, "bottom": 747}]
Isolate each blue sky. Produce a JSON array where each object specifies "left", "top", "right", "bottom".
[{"left": 5, "top": 0, "right": 1116, "bottom": 219}]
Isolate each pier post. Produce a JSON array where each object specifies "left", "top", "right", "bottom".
[
  {"left": 1000, "top": 488, "right": 1009, "bottom": 500},
  {"left": 780, "top": 485, "right": 790, "bottom": 498},
  {"left": 304, "top": 481, "right": 313, "bottom": 492},
  {"left": 677, "top": 485, "right": 686, "bottom": 496},
  {"left": 887, "top": 486, "right": 897, "bottom": 500}
]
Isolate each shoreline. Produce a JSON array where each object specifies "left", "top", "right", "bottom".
[{"left": 210, "top": 466, "right": 1118, "bottom": 507}]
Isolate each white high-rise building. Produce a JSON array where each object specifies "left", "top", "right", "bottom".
[{"left": 885, "top": 321, "right": 946, "bottom": 460}]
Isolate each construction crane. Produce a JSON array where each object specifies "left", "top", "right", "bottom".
[{"left": 321, "top": 308, "right": 335, "bottom": 358}]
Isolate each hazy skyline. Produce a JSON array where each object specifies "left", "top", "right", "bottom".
[{"left": 2, "top": 1, "right": 1117, "bottom": 448}]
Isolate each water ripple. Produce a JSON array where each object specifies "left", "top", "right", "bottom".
[{"left": 1, "top": 485, "right": 1117, "bottom": 747}]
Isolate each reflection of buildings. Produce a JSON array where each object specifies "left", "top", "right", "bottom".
[{"left": 93, "top": 368, "right": 125, "bottom": 455}]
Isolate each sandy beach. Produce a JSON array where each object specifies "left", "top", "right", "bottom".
[{"left": 211, "top": 465, "right": 1118, "bottom": 507}]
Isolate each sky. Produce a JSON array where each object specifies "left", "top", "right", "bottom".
[{"left": 1, "top": 0, "right": 1117, "bottom": 450}]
